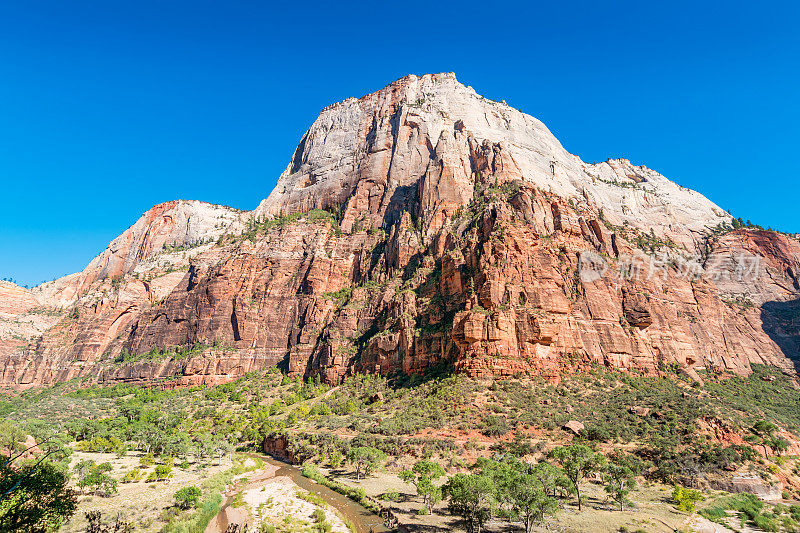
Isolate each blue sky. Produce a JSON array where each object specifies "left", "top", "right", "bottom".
[{"left": 1, "top": 1, "right": 798, "bottom": 287}]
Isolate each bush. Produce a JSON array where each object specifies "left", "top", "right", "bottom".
[
  {"left": 672, "top": 485, "right": 703, "bottom": 513},
  {"left": 480, "top": 415, "right": 510, "bottom": 437},
  {"left": 146, "top": 465, "right": 173, "bottom": 482},
  {"left": 752, "top": 513, "right": 779, "bottom": 532},
  {"left": 698, "top": 506, "right": 727, "bottom": 521},
  {"left": 174, "top": 486, "right": 202, "bottom": 509},
  {"left": 380, "top": 491, "right": 400, "bottom": 502},
  {"left": 121, "top": 467, "right": 144, "bottom": 483}
]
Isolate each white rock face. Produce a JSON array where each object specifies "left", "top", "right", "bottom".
[
  {"left": 256, "top": 73, "right": 730, "bottom": 250},
  {"left": 32, "top": 200, "right": 244, "bottom": 307}
]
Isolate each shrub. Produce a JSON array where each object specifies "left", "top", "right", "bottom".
[
  {"left": 380, "top": 491, "right": 400, "bottom": 502},
  {"left": 752, "top": 513, "right": 779, "bottom": 532},
  {"left": 672, "top": 486, "right": 703, "bottom": 513},
  {"left": 174, "top": 486, "right": 202, "bottom": 509},
  {"left": 480, "top": 415, "right": 510, "bottom": 437},
  {"left": 121, "top": 467, "right": 144, "bottom": 483},
  {"left": 146, "top": 465, "right": 173, "bottom": 482}
]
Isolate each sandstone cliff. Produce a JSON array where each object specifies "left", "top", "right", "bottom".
[{"left": 1, "top": 73, "right": 797, "bottom": 389}]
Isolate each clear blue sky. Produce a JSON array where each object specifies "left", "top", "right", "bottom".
[{"left": 1, "top": 1, "right": 798, "bottom": 287}]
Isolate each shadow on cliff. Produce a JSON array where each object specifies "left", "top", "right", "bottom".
[
  {"left": 390, "top": 360, "right": 454, "bottom": 389},
  {"left": 760, "top": 296, "right": 800, "bottom": 372}
]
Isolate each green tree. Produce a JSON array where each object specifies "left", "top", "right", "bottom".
[
  {"left": 163, "top": 432, "right": 191, "bottom": 460},
  {"left": 603, "top": 452, "right": 640, "bottom": 511},
  {"left": 329, "top": 451, "right": 344, "bottom": 469},
  {"left": 508, "top": 477, "right": 558, "bottom": 533},
  {"left": 174, "top": 486, "right": 202, "bottom": 509},
  {"left": 770, "top": 436, "right": 790, "bottom": 455},
  {"left": 400, "top": 460, "right": 446, "bottom": 511},
  {"left": 146, "top": 465, "right": 172, "bottom": 482},
  {"left": 78, "top": 462, "right": 117, "bottom": 496},
  {"left": 475, "top": 456, "right": 559, "bottom": 532},
  {"left": 72, "top": 459, "right": 95, "bottom": 493},
  {"left": 0, "top": 421, "right": 27, "bottom": 453},
  {"left": 444, "top": 473, "right": 495, "bottom": 533},
  {"left": 530, "top": 462, "right": 571, "bottom": 498},
  {"left": 0, "top": 456, "right": 77, "bottom": 532},
  {"left": 345, "top": 446, "right": 385, "bottom": 480},
  {"left": 548, "top": 444, "right": 605, "bottom": 511}
]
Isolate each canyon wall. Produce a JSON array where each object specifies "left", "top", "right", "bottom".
[{"left": 1, "top": 73, "right": 797, "bottom": 389}]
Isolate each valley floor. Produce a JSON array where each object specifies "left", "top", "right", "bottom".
[
  {"left": 61, "top": 451, "right": 234, "bottom": 533},
  {"left": 322, "top": 466, "right": 699, "bottom": 533}
]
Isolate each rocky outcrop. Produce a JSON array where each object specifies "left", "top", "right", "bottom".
[
  {"left": 0, "top": 281, "right": 39, "bottom": 317},
  {"left": 0, "top": 201, "right": 243, "bottom": 388},
  {"left": 0, "top": 282, "right": 63, "bottom": 361},
  {"left": 0, "top": 74, "right": 798, "bottom": 389},
  {"left": 709, "top": 475, "right": 783, "bottom": 502},
  {"left": 262, "top": 434, "right": 296, "bottom": 464}
]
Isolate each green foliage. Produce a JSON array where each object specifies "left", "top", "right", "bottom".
[
  {"left": 480, "top": 415, "right": 510, "bottom": 437},
  {"left": 702, "top": 365, "right": 800, "bottom": 433},
  {"left": 444, "top": 472, "right": 496, "bottom": 533},
  {"left": 699, "top": 492, "right": 796, "bottom": 531},
  {"left": 548, "top": 444, "right": 605, "bottom": 511},
  {"left": 345, "top": 446, "right": 386, "bottom": 480},
  {"left": 237, "top": 208, "right": 341, "bottom": 241},
  {"left": 631, "top": 230, "right": 677, "bottom": 254},
  {"left": 113, "top": 342, "right": 219, "bottom": 365},
  {"left": 121, "top": 467, "right": 144, "bottom": 483},
  {"left": 174, "top": 486, "right": 202, "bottom": 509},
  {"left": 671, "top": 485, "right": 703, "bottom": 513},
  {"left": 369, "top": 374, "right": 477, "bottom": 436},
  {"left": 400, "top": 460, "right": 446, "bottom": 510},
  {"left": 300, "top": 463, "right": 379, "bottom": 513},
  {"left": 749, "top": 420, "right": 788, "bottom": 456},
  {"left": 76, "top": 460, "right": 117, "bottom": 497},
  {"left": 473, "top": 456, "right": 560, "bottom": 533},
  {"left": 162, "top": 457, "right": 254, "bottom": 533},
  {"left": 145, "top": 464, "right": 173, "bottom": 482},
  {"left": 0, "top": 457, "right": 77, "bottom": 533},
  {"left": 321, "top": 287, "right": 354, "bottom": 307},
  {"left": 603, "top": 452, "right": 641, "bottom": 511},
  {"left": 76, "top": 435, "right": 124, "bottom": 453}
]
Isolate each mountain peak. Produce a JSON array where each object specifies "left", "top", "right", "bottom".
[{"left": 255, "top": 73, "right": 729, "bottom": 250}]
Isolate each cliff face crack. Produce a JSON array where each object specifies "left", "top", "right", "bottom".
[{"left": 230, "top": 298, "right": 241, "bottom": 342}]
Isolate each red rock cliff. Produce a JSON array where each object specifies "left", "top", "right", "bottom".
[{"left": 1, "top": 74, "right": 798, "bottom": 388}]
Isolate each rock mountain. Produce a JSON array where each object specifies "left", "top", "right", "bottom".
[{"left": 1, "top": 73, "right": 798, "bottom": 389}]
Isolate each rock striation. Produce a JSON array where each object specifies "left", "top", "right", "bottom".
[{"left": 1, "top": 73, "right": 798, "bottom": 389}]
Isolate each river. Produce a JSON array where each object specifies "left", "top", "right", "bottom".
[{"left": 209, "top": 454, "right": 390, "bottom": 533}]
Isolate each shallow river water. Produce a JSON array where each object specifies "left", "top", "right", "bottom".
[{"left": 211, "top": 454, "right": 390, "bottom": 533}]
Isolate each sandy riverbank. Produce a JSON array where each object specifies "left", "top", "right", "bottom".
[{"left": 206, "top": 463, "right": 349, "bottom": 533}]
